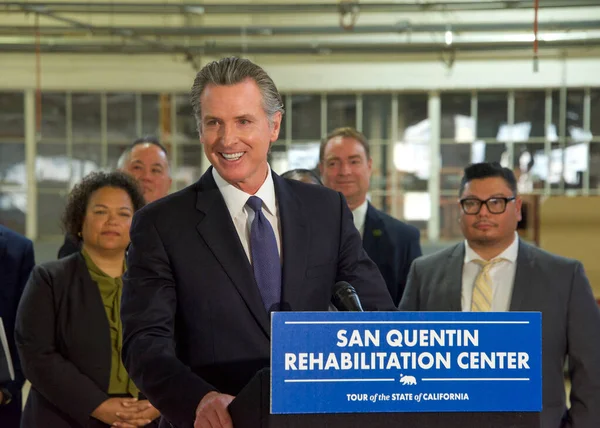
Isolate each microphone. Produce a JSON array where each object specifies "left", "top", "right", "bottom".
[{"left": 331, "top": 281, "right": 364, "bottom": 312}]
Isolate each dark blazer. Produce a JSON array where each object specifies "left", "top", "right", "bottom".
[
  {"left": 121, "top": 168, "right": 396, "bottom": 428},
  {"left": 399, "top": 240, "right": 600, "bottom": 428},
  {"left": 57, "top": 233, "right": 81, "bottom": 259},
  {"left": 0, "top": 225, "right": 34, "bottom": 427},
  {"left": 15, "top": 253, "right": 154, "bottom": 428},
  {"left": 362, "top": 203, "right": 422, "bottom": 306}
]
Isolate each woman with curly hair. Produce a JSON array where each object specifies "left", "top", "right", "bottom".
[{"left": 15, "top": 171, "right": 160, "bottom": 427}]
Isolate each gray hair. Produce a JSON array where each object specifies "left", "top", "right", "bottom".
[
  {"left": 190, "top": 57, "right": 285, "bottom": 135},
  {"left": 116, "top": 148, "right": 132, "bottom": 170},
  {"left": 116, "top": 136, "right": 172, "bottom": 175},
  {"left": 281, "top": 168, "right": 323, "bottom": 185}
]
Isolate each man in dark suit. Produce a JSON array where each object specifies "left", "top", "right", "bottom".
[
  {"left": 0, "top": 224, "right": 35, "bottom": 427},
  {"left": 399, "top": 162, "right": 600, "bottom": 428},
  {"left": 57, "top": 136, "right": 172, "bottom": 258},
  {"left": 319, "top": 127, "right": 422, "bottom": 306},
  {"left": 121, "top": 57, "right": 395, "bottom": 428}
]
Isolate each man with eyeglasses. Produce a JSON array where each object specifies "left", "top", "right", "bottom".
[{"left": 400, "top": 162, "right": 600, "bottom": 428}]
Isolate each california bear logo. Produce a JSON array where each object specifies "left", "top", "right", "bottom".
[{"left": 400, "top": 374, "right": 417, "bottom": 385}]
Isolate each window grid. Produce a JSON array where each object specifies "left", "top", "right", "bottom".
[{"left": 1, "top": 88, "right": 597, "bottom": 240}]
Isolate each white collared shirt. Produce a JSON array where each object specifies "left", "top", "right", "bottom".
[
  {"left": 461, "top": 232, "right": 519, "bottom": 312},
  {"left": 351, "top": 199, "right": 369, "bottom": 238},
  {"left": 212, "top": 167, "right": 282, "bottom": 263}
]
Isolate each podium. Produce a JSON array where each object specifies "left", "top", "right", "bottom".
[
  {"left": 229, "top": 368, "right": 540, "bottom": 428},
  {"left": 230, "top": 312, "right": 542, "bottom": 428}
]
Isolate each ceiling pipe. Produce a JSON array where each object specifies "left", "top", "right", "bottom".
[
  {"left": 17, "top": 4, "right": 202, "bottom": 68},
  {"left": 2, "top": 21, "right": 599, "bottom": 37},
  {"left": 1, "top": 38, "right": 599, "bottom": 55},
  {"left": 3, "top": 0, "right": 599, "bottom": 15},
  {"left": 19, "top": 4, "right": 179, "bottom": 52}
]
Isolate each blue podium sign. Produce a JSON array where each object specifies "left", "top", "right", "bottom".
[{"left": 270, "top": 312, "right": 541, "bottom": 414}]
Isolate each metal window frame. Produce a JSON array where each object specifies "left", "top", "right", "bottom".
[{"left": 9, "top": 83, "right": 594, "bottom": 241}]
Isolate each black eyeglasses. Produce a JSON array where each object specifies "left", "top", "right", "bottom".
[{"left": 459, "top": 197, "right": 516, "bottom": 215}]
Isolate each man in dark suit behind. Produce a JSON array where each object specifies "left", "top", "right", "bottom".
[
  {"left": 399, "top": 162, "right": 600, "bottom": 428},
  {"left": 319, "top": 127, "right": 422, "bottom": 306},
  {"left": 0, "top": 224, "right": 35, "bottom": 427},
  {"left": 120, "top": 57, "right": 395, "bottom": 428}
]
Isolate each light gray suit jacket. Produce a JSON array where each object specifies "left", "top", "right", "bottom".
[{"left": 399, "top": 240, "right": 600, "bottom": 428}]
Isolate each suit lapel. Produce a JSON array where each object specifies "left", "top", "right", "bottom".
[
  {"left": 75, "top": 254, "right": 113, "bottom": 387},
  {"left": 195, "top": 168, "right": 270, "bottom": 337},
  {"left": 443, "top": 243, "right": 464, "bottom": 311},
  {"left": 275, "top": 174, "right": 308, "bottom": 311},
  {"left": 362, "top": 203, "right": 386, "bottom": 262},
  {"left": 0, "top": 228, "right": 6, "bottom": 264},
  {"left": 509, "top": 240, "right": 535, "bottom": 311}
]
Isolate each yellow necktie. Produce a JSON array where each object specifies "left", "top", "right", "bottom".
[{"left": 471, "top": 258, "right": 505, "bottom": 312}]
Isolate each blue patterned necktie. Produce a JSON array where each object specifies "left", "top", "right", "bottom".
[{"left": 246, "top": 196, "right": 281, "bottom": 312}]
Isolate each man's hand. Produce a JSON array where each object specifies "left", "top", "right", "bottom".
[
  {"left": 194, "top": 391, "right": 235, "bottom": 428},
  {"left": 0, "top": 387, "right": 10, "bottom": 405},
  {"left": 92, "top": 398, "right": 141, "bottom": 425},
  {"left": 112, "top": 399, "right": 160, "bottom": 427}
]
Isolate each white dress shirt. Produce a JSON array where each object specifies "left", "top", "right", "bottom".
[
  {"left": 212, "top": 167, "right": 282, "bottom": 263},
  {"left": 461, "top": 232, "right": 519, "bottom": 312},
  {"left": 351, "top": 199, "right": 369, "bottom": 238}
]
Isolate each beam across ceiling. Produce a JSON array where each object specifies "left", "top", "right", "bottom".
[
  {"left": 3, "top": 0, "right": 599, "bottom": 15},
  {"left": 2, "top": 37, "right": 599, "bottom": 55},
  {"left": 2, "top": 21, "right": 599, "bottom": 37}
]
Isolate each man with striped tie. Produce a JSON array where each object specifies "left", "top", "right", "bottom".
[{"left": 399, "top": 162, "right": 600, "bottom": 428}]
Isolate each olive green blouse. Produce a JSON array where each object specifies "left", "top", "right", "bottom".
[{"left": 82, "top": 249, "right": 139, "bottom": 397}]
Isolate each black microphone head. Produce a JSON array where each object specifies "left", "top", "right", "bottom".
[
  {"left": 331, "top": 281, "right": 364, "bottom": 312},
  {"left": 279, "top": 302, "right": 292, "bottom": 312}
]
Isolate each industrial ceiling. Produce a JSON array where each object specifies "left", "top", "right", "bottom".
[{"left": 1, "top": 1, "right": 599, "bottom": 58}]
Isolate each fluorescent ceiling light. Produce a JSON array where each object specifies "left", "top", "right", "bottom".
[
  {"left": 445, "top": 30, "right": 453, "bottom": 46},
  {"left": 184, "top": 6, "right": 205, "bottom": 15}
]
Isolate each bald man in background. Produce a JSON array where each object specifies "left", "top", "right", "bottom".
[
  {"left": 117, "top": 136, "right": 172, "bottom": 204},
  {"left": 57, "top": 136, "right": 172, "bottom": 258}
]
